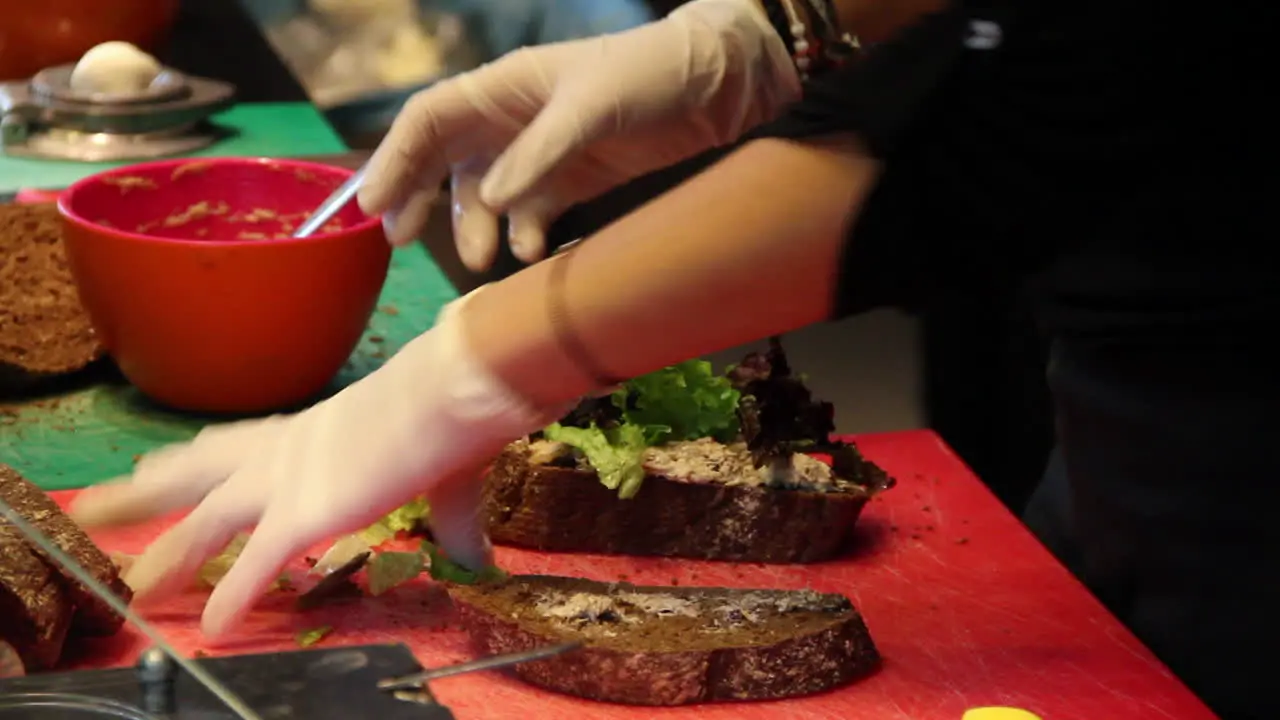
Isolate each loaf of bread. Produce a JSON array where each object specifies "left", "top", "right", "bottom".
[
  {"left": 0, "top": 522, "right": 73, "bottom": 671},
  {"left": 0, "top": 202, "right": 102, "bottom": 380},
  {"left": 0, "top": 464, "right": 132, "bottom": 636},
  {"left": 448, "top": 574, "right": 880, "bottom": 705},
  {"left": 0, "top": 464, "right": 132, "bottom": 673}
]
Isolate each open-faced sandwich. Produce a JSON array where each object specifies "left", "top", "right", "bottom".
[
  {"left": 0, "top": 464, "right": 132, "bottom": 674},
  {"left": 446, "top": 573, "right": 880, "bottom": 705},
  {"left": 482, "top": 339, "right": 895, "bottom": 563},
  {"left": 293, "top": 340, "right": 889, "bottom": 705}
]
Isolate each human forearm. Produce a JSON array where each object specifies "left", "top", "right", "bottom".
[{"left": 462, "top": 134, "right": 879, "bottom": 409}]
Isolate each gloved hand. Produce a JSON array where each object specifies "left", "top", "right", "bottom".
[
  {"left": 69, "top": 292, "right": 565, "bottom": 640},
  {"left": 357, "top": 0, "right": 800, "bottom": 272}
]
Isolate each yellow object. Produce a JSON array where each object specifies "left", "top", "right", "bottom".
[{"left": 963, "top": 709, "right": 1044, "bottom": 720}]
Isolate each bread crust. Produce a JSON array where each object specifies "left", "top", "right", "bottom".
[
  {"left": 0, "top": 464, "right": 132, "bottom": 636},
  {"left": 449, "top": 575, "right": 881, "bottom": 706},
  {"left": 0, "top": 524, "right": 72, "bottom": 671},
  {"left": 482, "top": 440, "right": 892, "bottom": 563},
  {"left": 0, "top": 202, "right": 102, "bottom": 380}
]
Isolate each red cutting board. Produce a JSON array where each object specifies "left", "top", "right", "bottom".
[{"left": 53, "top": 431, "right": 1217, "bottom": 720}]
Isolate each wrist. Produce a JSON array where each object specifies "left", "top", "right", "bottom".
[
  {"left": 456, "top": 279, "right": 596, "bottom": 416},
  {"left": 754, "top": 0, "right": 862, "bottom": 80},
  {"left": 370, "top": 288, "right": 575, "bottom": 458}
]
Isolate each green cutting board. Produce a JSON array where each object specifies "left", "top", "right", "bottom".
[
  {"left": 0, "top": 247, "right": 458, "bottom": 490},
  {"left": 0, "top": 103, "right": 347, "bottom": 194}
]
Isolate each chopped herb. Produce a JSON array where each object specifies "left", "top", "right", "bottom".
[
  {"left": 548, "top": 360, "right": 740, "bottom": 498},
  {"left": 543, "top": 422, "right": 648, "bottom": 498},
  {"left": 296, "top": 626, "right": 332, "bottom": 647},
  {"left": 198, "top": 533, "right": 289, "bottom": 591},
  {"left": 367, "top": 551, "right": 425, "bottom": 596},
  {"left": 358, "top": 497, "right": 431, "bottom": 545},
  {"left": 422, "top": 541, "right": 507, "bottom": 585}
]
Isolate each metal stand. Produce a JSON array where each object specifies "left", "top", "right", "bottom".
[{"left": 0, "top": 63, "right": 236, "bottom": 162}]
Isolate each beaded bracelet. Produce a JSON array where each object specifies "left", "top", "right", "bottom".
[{"left": 762, "top": 0, "right": 861, "bottom": 80}]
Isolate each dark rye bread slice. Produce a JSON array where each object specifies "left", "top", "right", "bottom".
[
  {"left": 482, "top": 438, "right": 893, "bottom": 563},
  {"left": 448, "top": 574, "right": 880, "bottom": 705},
  {"left": 0, "top": 523, "right": 73, "bottom": 671},
  {"left": 0, "top": 202, "right": 102, "bottom": 380},
  {"left": 0, "top": 464, "right": 132, "bottom": 636}
]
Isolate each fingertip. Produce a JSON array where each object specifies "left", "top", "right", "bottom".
[
  {"left": 380, "top": 189, "right": 437, "bottom": 247},
  {"left": 508, "top": 221, "right": 548, "bottom": 266},
  {"left": 452, "top": 172, "right": 500, "bottom": 272},
  {"left": 66, "top": 484, "right": 126, "bottom": 528},
  {"left": 477, "top": 163, "right": 515, "bottom": 210},
  {"left": 380, "top": 209, "right": 415, "bottom": 248},
  {"left": 200, "top": 596, "right": 243, "bottom": 644},
  {"left": 200, "top": 516, "right": 307, "bottom": 642},
  {"left": 449, "top": 533, "right": 494, "bottom": 573},
  {"left": 356, "top": 144, "right": 398, "bottom": 218},
  {"left": 424, "top": 477, "right": 493, "bottom": 571}
]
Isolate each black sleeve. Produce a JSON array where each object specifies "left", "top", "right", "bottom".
[
  {"left": 755, "top": 0, "right": 1223, "bottom": 319},
  {"left": 551, "top": 0, "right": 1237, "bottom": 322},
  {"left": 542, "top": 4, "right": 979, "bottom": 253},
  {"left": 753, "top": 1, "right": 1021, "bottom": 317}
]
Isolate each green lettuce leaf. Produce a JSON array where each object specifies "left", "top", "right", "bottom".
[
  {"left": 422, "top": 541, "right": 508, "bottom": 585},
  {"left": 358, "top": 497, "right": 431, "bottom": 545},
  {"left": 544, "top": 360, "right": 741, "bottom": 498},
  {"left": 198, "top": 533, "right": 289, "bottom": 591},
  {"left": 366, "top": 551, "right": 425, "bottom": 596},
  {"left": 296, "top": 625, "right": 333, "bottom": 647},
  {"left": 615, "top": 360, "right": 740, "bottom": 444},
  {"left": 543, "top": 422, "right": 648, "bottom": 498}
]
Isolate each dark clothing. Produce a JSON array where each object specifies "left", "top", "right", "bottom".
[
  {"left": 1024, "top": 341, "right": 1280, "bottom": 719},
  {"left": 756, "top": 1, "right": 1280, "bottom": 717},
  {"left": 541, "top": 3, "right": 1280, "bottom": 713},
  {"left": 765, "top": 0, "right": 1276, "bottom": 336}
]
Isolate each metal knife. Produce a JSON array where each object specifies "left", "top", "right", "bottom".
[
  {"left": 0, "top": 496, "right": 266, "bottom": 720},
  {"left": 0, "top": 494, "right": 582, "bottom": 718},
  {"left": 377, "top": 641, "right": 584, "bottom": 692}
]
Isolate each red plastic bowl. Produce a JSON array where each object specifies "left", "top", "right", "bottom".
[{"left": 58, "top": 157, "right": 392, "bottom": 414}]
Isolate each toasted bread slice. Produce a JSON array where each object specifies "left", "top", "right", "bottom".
[
  {"left": 0, "top": 523, "right": 73, "bottom": 671},
  {"left": 482, "top": 438, "right": 891, "bottom": 563},
  {"left": 0, "top": 464, "right": 132, "bottom": 636},
  {"left": 0, "top": 202, "right": 102, "bottom": 382},
  {"left": 448, "top": 574, "right": 879, "bottom": 705}
]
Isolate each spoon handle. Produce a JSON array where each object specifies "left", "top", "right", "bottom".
[{"left": 293, "top": 164, "right": 367, "bottom": 238}]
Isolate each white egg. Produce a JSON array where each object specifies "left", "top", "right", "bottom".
[{"left": 69, "top": 41, "right": 163, "bottom": 96}]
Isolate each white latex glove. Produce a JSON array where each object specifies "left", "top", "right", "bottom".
[
  {"left": 69, "top": 292, "right": 564, "bottom": 640},
  {"left": 357, "top": 0, "right": 800, "bottom": 271}
]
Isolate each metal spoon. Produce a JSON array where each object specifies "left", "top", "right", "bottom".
[{"left": 292, "top": 164, "right": 366, "bottom": 238}]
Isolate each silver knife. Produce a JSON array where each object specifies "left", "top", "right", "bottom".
[
  {"left": 0, "top": 497, "right": 264, "bottom": 720},
  {"left": 2, "top": 496, "right": 582, "bottom": 716},
  {"left": 377, "top": 641, "right": 583, "bottom": 691}
]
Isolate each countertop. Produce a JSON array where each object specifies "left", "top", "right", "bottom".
[{"left": 45, "top": 430, "right": 1219, "bottom": 720}]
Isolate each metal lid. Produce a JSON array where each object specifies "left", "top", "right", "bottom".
[{"left": 30, "top": 65, "right": 191, "bottom": 106}]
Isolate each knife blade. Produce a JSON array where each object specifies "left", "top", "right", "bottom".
[
  {"left": 377, "top": 641, "right": 584, "bottom": 692},
  {"left": 0, "top": 496, "right": 264, "bottom": 720}
]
